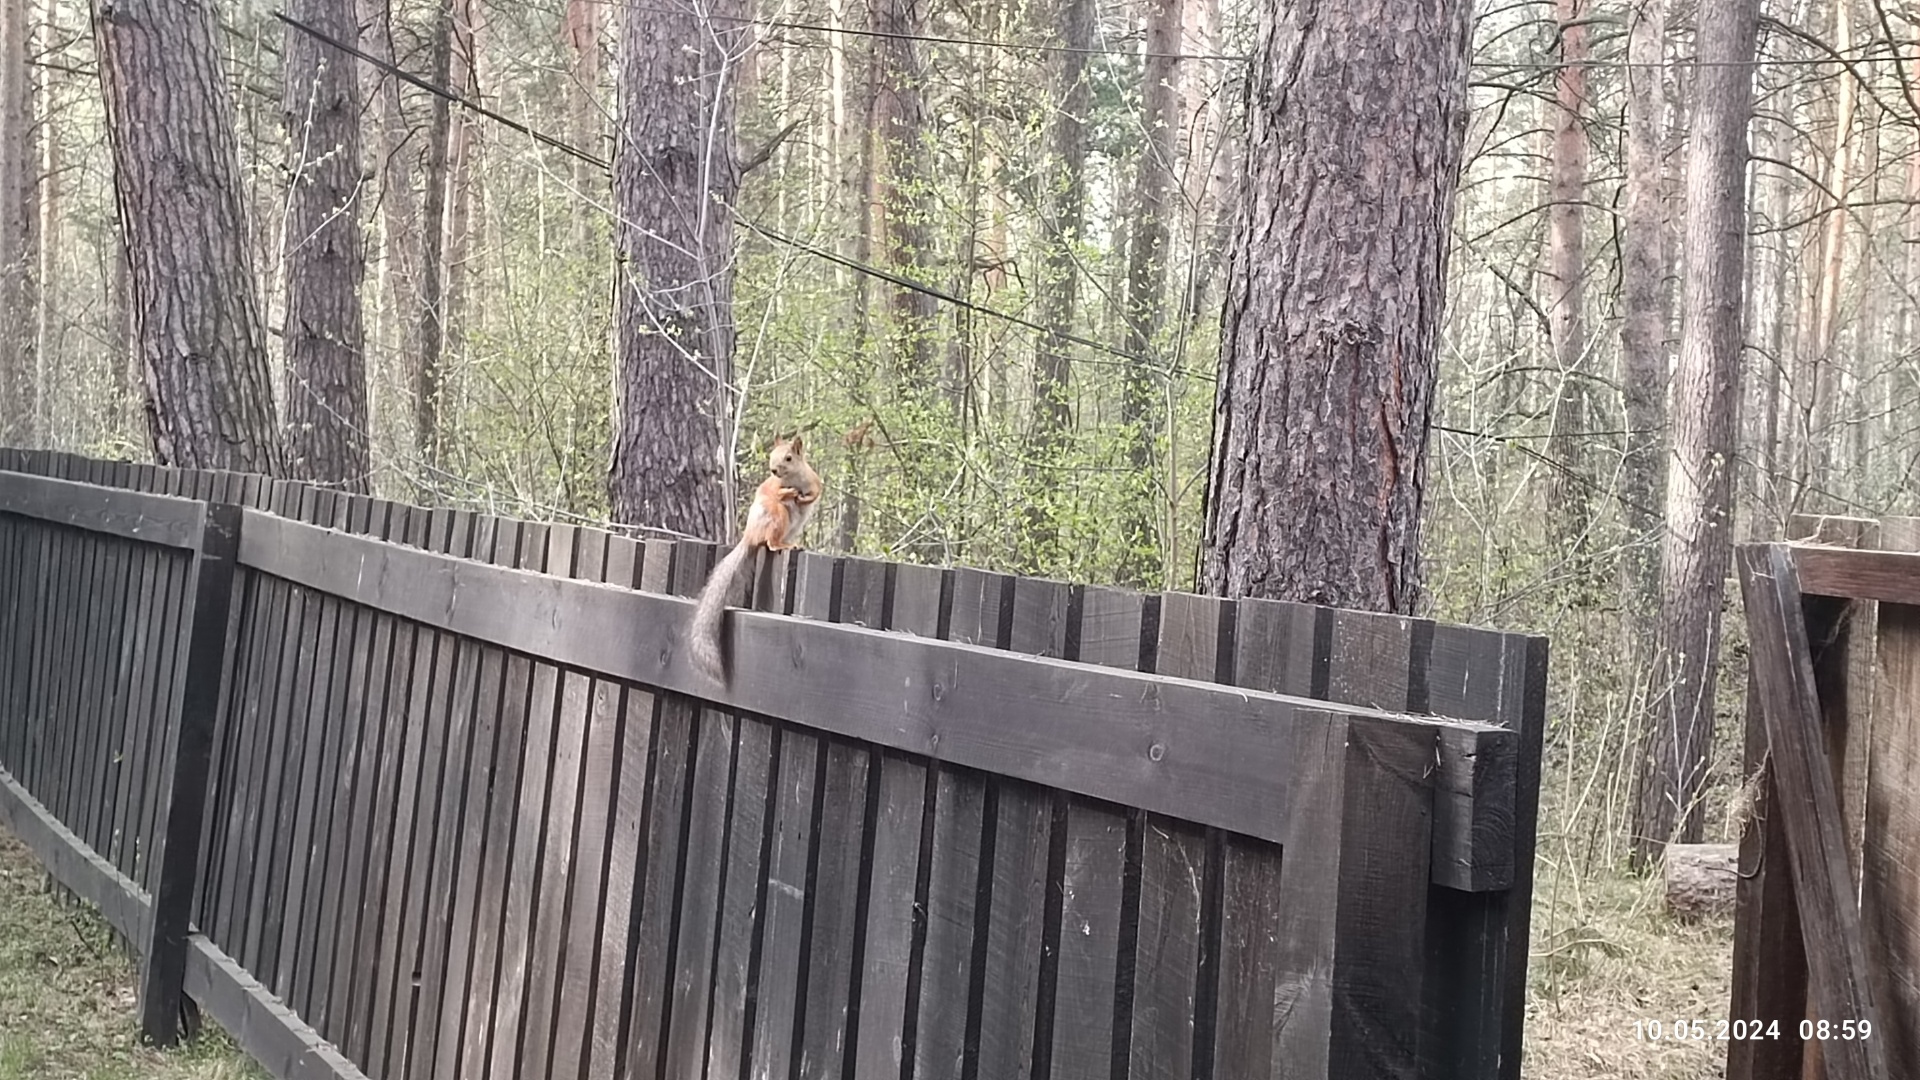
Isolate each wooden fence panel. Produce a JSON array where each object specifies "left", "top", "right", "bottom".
[{"left": 0, "top": 454, "right": 1539, "bottom": 1080}]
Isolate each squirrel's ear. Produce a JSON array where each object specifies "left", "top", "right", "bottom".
[{"left": 789, "top": 435, "right": 804, "bottom": 453}]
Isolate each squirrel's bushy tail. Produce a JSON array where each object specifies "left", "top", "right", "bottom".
[{"left": 689, "top": 538, "right": 753, "bottom": 683}]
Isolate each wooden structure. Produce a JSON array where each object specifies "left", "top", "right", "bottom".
[
  {"left": 1729, "top": 518, "right": 1920, "bottom": 1080},
  {"left": 0, "top": 449, "right": 1547, "bottom": 1080}
]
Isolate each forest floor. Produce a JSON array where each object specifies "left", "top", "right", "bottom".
[
  {"left": 0, "top": 826, "right": 263, "bottom": 1080},
  {"left": 1526, "top": 861, "right": 1734, "bottom": 1080}
]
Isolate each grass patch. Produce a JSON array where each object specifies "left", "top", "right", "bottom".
[
  {"left": 1525, "top": 861, "right": 1735, "bottom": 1079},
  {"left": 0, "top": 826, "right": 265, "bottom": 1080}
]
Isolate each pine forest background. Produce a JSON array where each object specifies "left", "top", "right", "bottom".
[{"left": 0, "top": 0, "right": 1904, "bottom": 1073}]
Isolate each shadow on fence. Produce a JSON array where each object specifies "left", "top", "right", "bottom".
[{"left": 0, "top": 448, "right": 1546, "bottom": 1080}]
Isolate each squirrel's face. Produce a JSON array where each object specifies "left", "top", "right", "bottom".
[{"left": 768, "top": 436, "right": 804, "bottom": 471}]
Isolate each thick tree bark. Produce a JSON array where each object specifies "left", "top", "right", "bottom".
[
  {"left": 282, "top": 0, "right": 370, "bottom": 490},
  {"left": 1202, "top": 0, "right": 1473, "bottom": 612},
  {"left": 1619, "top": 0, "right": 1668, "bottom": 653},
  {"left": 1025, "top": 0, "right": 1093, "bottom": 560},
  {"left": 93, "top": 0, "right": 283, "bottom": 473},
  {"left": 1545, "top": 0, "right": 1591, "bottom": 550},
  {"left": 1117, "top": 0, "right": 1185, "bottom": 586},
  {"left": 870, "top": 0, "right": 939, "bottom": 393},
  {"left": 1633, "top": 0, "right": 1759, "bottom": 865},
  {"left": 608, "top": 0, "right": 741, "bottom": 537},
  {"left": 1, "top": 0, "right": 38, "bottom": 447}
]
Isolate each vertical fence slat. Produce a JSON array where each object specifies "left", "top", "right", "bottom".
[
  {"left": 1128, "top": 589, "right": 1219, "bottom": 1080},
  {"left": 850, "top": 562, "right": 942, "bottom": 1080},
  {"left": 790, "top": 553, "right": 874, "bottom": 1080},
  {"left": 139, "top": 503, "right": 240, "bottom": 1045},
  {"left": 275, "top": 592, "right": 343, "bottom": 1005},
  {"left": 615, "top": 541, "right": 705, "bottom": 1079},
  {"left": 745, "top": 546, "right": 820, "bottom": 1080},
  {"left": 458, "top": 519, "right": 531, "bottom": 1080},
  {"left": 1040, "top": 585, "right": 1141, "bottom": 1080},
  {"left": 138, "top": 546, "right": 195, "bottom": 894},
  {"left": 303, "top": 591, "right": 377, "bottom": 1045}
]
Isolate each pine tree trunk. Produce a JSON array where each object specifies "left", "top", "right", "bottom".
[
  {"left": 1545, "top": 0, "right": 1591, "bottom": 552},
  {"left": 282, "top": 0, "right": 370, "bottom": 490},
  {"left": 439, "top": 0, "right": 480, "bottom": 465},
  {"left": 870, "top": 0, "right": 938, "bottom": 394},
  {"left": 1632, "top": 0, "right": 1759, "bottom": 866},
  {"left": 1202, "top": 0, "right": 1473, "bottom": 611},
  {"left": 1618, "top": 0, "right": 1668, "bottom": 655},
  {"left": 414, "top": 0, "right": 455, "bottom": 472},
  {"left": 1025, "top": 0, "right": 1093, "bottom": 561},
  {"left": 361, "top": 0, "right": 424, "bottom": 471},
  {"left": 1, "top": 0, "right": 37, "bottom": 447},
  {"left": 608, "top": 0, "right": 741, "bottom": 537},
  {"left": 1116, "top": 0, "right": 1184, "bottom": 587},
  {"left": 1804, "top": 0, "right": 1853, "bottom": 493},
  {"left": 564, "top": 0, "right": 603, "bottom": 257},
  {"left": 93, "top": 0, "right": 283, "bottom": 473}
]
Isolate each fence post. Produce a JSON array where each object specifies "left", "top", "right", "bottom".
[{"left": 138, "top": 502, "right": 242, "bottom": 1046}]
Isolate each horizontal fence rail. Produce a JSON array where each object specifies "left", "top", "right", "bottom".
[{"left": 0, "top": 449, "right": 1547, "bottom": 1080}]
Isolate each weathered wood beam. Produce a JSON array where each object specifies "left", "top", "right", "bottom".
[
  {"left": 1735, "top": 542, "right": 1890, "bottom": 1080},
  {"left": 238, "top": 509, "right": 1514, "bottom": 880}
]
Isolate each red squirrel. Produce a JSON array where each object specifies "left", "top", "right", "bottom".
[{"left": 689, "top": 436, "right": 821, "bottom": 682}]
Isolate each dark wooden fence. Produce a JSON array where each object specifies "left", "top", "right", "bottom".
[
  {"left": 0, "top": 448, "right": 1546, "bottom": 1080},
  {"left": 1730, "top": 518, "right": 1920, "bottom": 1080}
]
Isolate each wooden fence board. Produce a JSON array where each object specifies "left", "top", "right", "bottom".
[
  {"left": 664, "top": 703, "right": 735, "bottom": 1080},
  {"left": 1737, "top": 543, "right": 1890, "bottom": 1080},
  {"left": 88, "top": 535, "right": 139, "bottom": 871},
  {"left": 427, "top": 642, "right": 506, "bottom": 1080},
  {"left": 524, "top": 667, "right": 596, "bottom": 1078},
  {"left": 1865, "top": 596, "right": 1920, "bottom": 1071},
  {"left": 0, "top": 458, "right": 1545, "bottom": 1080},
  {"left": 305, "top": 596, "right": 378, "bottom": 1045},
  {"left": 71, "top": 533, "right": 120, "bottom": 855},
  {"left": 141, "top": 504, "right": 240, "bottom": 1044},
  {"left": 1131, "top": 589, "right": 1219, "bottom": 1080},
  {"left": 419, "top": 635, "right": 485, "bottom": 1076},
  {"left": 703, "top": 704, "right": 772, "bottom": 1080},
  {"left": 520, "top": 532, "right": 588, "bottom": 1080},
  {"left": 1043, "top": 585, "right": 1143, "bottom": 1080},
  {"left": 235, "top": 513, "right": 1513, "bottom": 873},
  {"left": 353, "top": 611, "right": 426, "bottom": 1072},
  {"left": 587, "top": 684, "right": 654, "bottom": 1080},
  {"left": 331, "top": 607, "right": 399, "bottom": 1067},
  {"left": 256, "top": 584, "right": 324, "bottom": 991},
  {"left": 41, "top": 519, "right": 85, "bottom": 820},
  {"left": 850, "top": 565, "right": 940, "bottom": 1080},
  {"left": 143, "top": 544, "right": 198, "bottom": 893},
  {"left": 0, "top": 470, "right": 205, "bottom": 548},
  {"left": 462, "top": 651, "right": 536, "bottom": 1080},
  {"left": 234, "top": 575, "right": 299, "bottom": 972},
  {"left": 1328, "top": 718, "right": 1433, "bottom": 1079},
  {"left": 487, "top": 657, "right": 563, "bottom": 1078},
  {"left": 745, "top": 718, "right": 820, "bottom": 1080},
  {"left": 790, "top": 554, "right": 870, "bottom": 1080},
  {"left": 275, "top": 592, "right": 341, "bottom": 1006},
  {"left": 908, "top": 565, "right": 1000, "bottom": 1080},
  {"left": 377, "top": 591, "right": 460, "bottom": 1078}
]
